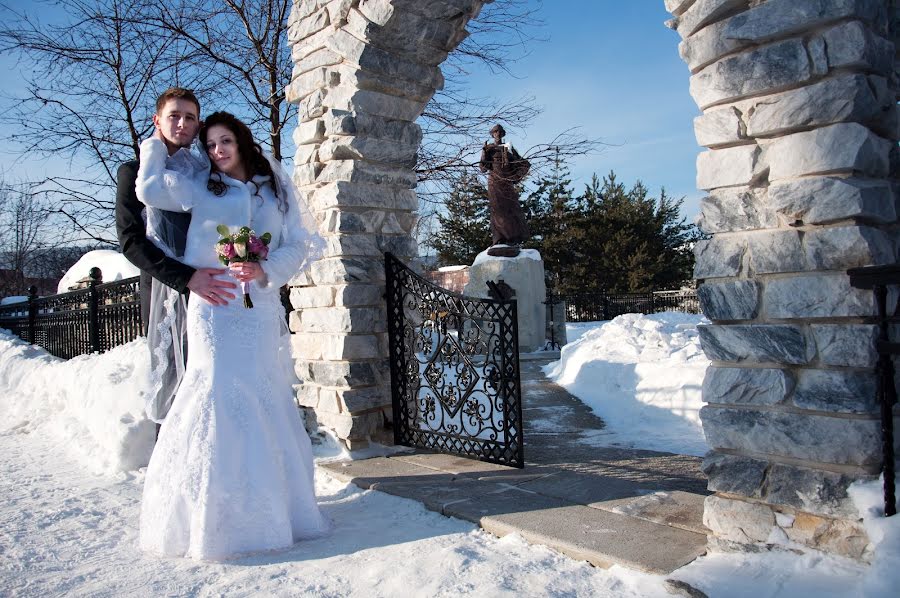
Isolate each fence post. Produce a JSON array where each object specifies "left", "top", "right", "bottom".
[
  {"left": 27, "top": 285, "right": 38, "bottom": 344},
  {"left": 649, "top": 292, "right": 655, "bottom": 313},
  {"left": 88, "top": 267, "right": 102, "bottom": 354}
]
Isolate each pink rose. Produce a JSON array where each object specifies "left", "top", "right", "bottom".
[
  {"left": 217, "top": 242, "right": 236, "bottom": 259},
  {"left": 248, "top": 235, "right": 268, "bottom": 259}
]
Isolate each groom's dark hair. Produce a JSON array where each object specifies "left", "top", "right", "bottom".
[{"left": 155, "top": 87, "right": 200, "bottom": 115}]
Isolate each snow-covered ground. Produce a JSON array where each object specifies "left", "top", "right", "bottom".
[
  {"left": 547, "top": 313, "right": 709, "bottom": 456},
  {"left": 1, "top": 321, "right": 898, "bottom": 596}
]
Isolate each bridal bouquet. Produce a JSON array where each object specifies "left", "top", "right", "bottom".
[{"left": 215, "top": 225, "right": 271, "bottom": 308}]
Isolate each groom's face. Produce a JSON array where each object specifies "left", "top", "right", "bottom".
[{"left": 153, "top": 98, "right": 200, "bottom": 150}]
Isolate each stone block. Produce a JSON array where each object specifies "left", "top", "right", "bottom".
[
  {"left": 700, "top": 405, "right": 881, "bottom": 467},
  {"left": 697, "top": 186, "right": 776, "bottom": 234},
  {"left": 665, "top": 0, "right": 696, "bottom": 17},
  {"left": 736, "top": 0, "right": 884, "bottom": 44},
  {"left": 292, "top": 305, "right": 385, "bottom": 334},
  {"left": 327, "top": 86, "right": 427, "bottom": 122},
  {"left": 325, "top": 29, "right": 443, "bottom": 89},
  {"left": 288, "top": 7, "right": 330, "bottom": 44},
  {"left": 293, "top": 118, "right": 326, "bottom": 146},
  {"left": 293, "top": 47, "right": 343, "bottom": 78},
  {"left": 311, "top": 181, "right": 418, "bottom": 211},
  {"left": 698, "top": 324, "right": 813, "bottom": 365},
  {"left": 337, "top": 385, "right": 390, "bottom": 413},
  {"left": 703, "top": 495, "right": 774, "bottom": 544},
  {"left": 326, "top": 234, "right": 381, "bottom": 257},
  {"left": 765, "top": 462, "right": 873, "bottom": 519},
  {"left": 297, "top": 358, "right": 387, "bottom": 388},
  {"left": 306, "top": 333, "right": 383, "bottom": 361},
  {"left": 317, "top": 159, "right": 417, "bottom": 188},
  {"left": 317, "top": 136, "right": 418, "bottom": 168},
  {"left": 702, "top": 452, "right": 768, "bottom": 498},
  {"left": 768, "top": 177, "right": 895, "bottom": 226},
  {"left": 812, "top": 324, "right": 878, "bottom": 368},
  {"left": 745, "top": 74, "right": 892, "bottom": 139},
  {"left": 693, "top": 106, "right": 744, "bottom": 146},
  {"left": 324, "top": 108, "right": 424, "bottom": 145},
  {"left": 290, "top": 285, "right": 335, "bottom": 309},
  {"left": 696, "top": 144, "right": 764, "bottom": 190},
  {"left": 310, "top": 255, "right": 386, "bottom": 285},
  {"left": 675, "top": 0, "right": 747, "bottom": 38},
  {"left": 821, "top": 20, "right": 894, "bottom": 73},
  {"left": 693, "top": 237, "right": 746, "bottom": 279},
  {"left": 703, "top": 366, "right": 794, "bottom": 406},
  {"left": 290, "top": 332, "right": 324, "bottom": 360},
  {"left": 748, "top": 229, "right": 804, "bottom": 274},
  {"left": 315, "top": 410, "right": 382, "bottom": 440},
  {"left": 697, "top": 280, "right": 761, "bottom": 320},
  {"left": 792, "top": 370, "right": 878, "bottom": 415},
  {"left": 690, "top": 39, "right": 811, "bottom": 109},
  {"left": 348, "top": 8, "right": 453, "bottom": 65},
  {"left": 334, "top": 284, "right": 385, "bottom": 307},
  {"left": 294, "top": 383, "right": 320, "bottom": 408},
  {"left": 323, "top": 210, "right": 383, "bottom": 234},
  {"left": 764, "top": 274, "right": 875, "bottom": 318},
  {"left": 779, "top": 511, "right": 869, "bottom": 559},
  {"left": 804, "top": 225, "right": 894, "bottom": 271},
  {"left": 767, "top": 123, "right": 892, "bottom": 181}
]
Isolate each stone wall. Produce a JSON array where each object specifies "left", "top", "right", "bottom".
[
  {"left": 286, "top": 0, "right": 492, "bottom": 447},
  {"left": 665, "top": 0, "right": 900, "bottom": 559}
]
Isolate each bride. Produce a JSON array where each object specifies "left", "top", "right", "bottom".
[{"left": 136, "top": 111, "right": 330, "bottom": 560}]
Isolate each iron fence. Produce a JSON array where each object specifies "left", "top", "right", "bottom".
[
  {"left": 0, "top": 270, "right": 142, "bottom": 360},
  {"left": 556, "top": 290, "right": 700, "bottom": 322}
]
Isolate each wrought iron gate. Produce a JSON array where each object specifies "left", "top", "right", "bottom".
[{"left": 385, "top": 253, "right": 524, "bottom": 468}]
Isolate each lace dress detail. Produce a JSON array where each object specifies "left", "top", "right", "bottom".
[{"left": 139, "top": 292, "right": 330, "bottom": 560}]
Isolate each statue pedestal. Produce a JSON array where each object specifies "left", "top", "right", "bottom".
[{"left": 464, "top": 248, "right": 546, "bottom": 352}]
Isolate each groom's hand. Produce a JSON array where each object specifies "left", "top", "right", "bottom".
[{"left": 187, "top": 268, "right": 238, "bottom": 306}]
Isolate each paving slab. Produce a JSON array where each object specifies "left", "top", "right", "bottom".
[
  {"left": 594, "top": 491, "right": 710, "bottom": 536},
  {"left": 391, "top": 452, "right": 555, "bottom": 484},
  {"left": 480, "top": 502, "right": 708, "bottom": 574},
  {"left": 319, "top": 456, "right": 454, "bottom": 488}
]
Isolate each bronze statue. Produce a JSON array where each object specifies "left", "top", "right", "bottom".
[{"left": 479, "top": 124, "right": 530, "bottom": 257}]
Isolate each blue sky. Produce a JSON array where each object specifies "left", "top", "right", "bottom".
[
  {"left": 0, "top": 1, "right": 703, "bottom": 219},
  {"left": 462, "top": 1, "right": 702, "bottom": 218}
]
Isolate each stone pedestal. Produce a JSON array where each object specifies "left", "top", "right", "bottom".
[
  {"left": 464, "top": 248, "right": 546, "bottom": 352},
  {"left": 665, "top": 0, "right": 900, "bottom": 560}
]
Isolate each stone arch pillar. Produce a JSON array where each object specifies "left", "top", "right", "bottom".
[
  {"left": 666, "top": 0, "right": 899, "bottom": 558},
  {"left": 286, "top": 0, "right": 493, "bottom": 448}
]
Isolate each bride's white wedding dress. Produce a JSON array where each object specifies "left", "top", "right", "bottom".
[{"left": 135, "top": 138, "right": 329, "bottom": 560}]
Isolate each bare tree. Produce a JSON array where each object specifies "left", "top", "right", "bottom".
[
  {"left": 141, "top": 0, "right": 295, "bottom": 160},
  {"left": 0, "top": 0, "right": 215, "bottom": 243},
  {"left": 0, "top": 180, "right": 51, "bottom": 296}
]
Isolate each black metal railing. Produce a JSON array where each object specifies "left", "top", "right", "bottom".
[
  {"left": 848, "top": 263, "right": 898, "bottom": 517},
  {"left": 0, "top": 269, "right": 142, "bottom": 360},
  {"left": 556, "top": 290, "right": 700, "bottom": 322}
]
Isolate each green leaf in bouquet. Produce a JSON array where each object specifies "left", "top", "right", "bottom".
[
  {"left": 239, "top": 226, "right": 251, "bottom": 235},
  {"left": 216, "top": 224, "right": 231, "bottom": 237},
  {"left": 260, "top": 232, "right": 272, "bottom": 245}
]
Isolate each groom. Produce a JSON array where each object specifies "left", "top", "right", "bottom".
[
  {"left": 116, "top": 87, "right": 236, "bottom": 430},
  {"left": 117, "top": 87, "right": 236, "bottom": 322}
]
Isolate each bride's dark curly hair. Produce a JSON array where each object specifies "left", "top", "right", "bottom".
[{"left": 200, "top": 111, "right": 287, "bottom": 213}]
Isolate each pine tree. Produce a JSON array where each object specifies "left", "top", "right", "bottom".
[
  {"left": 524, "top": 152, "right": 577, "bottom": 284},
  {"left": 428, "top": 174, "right": 492, "bottom": 266}
]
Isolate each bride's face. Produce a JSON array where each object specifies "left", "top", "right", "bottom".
[{"left": 205, "top": 124, "right": 245, "bottom": 181}]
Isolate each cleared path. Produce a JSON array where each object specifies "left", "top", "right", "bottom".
[{"left": 320, "top": 358, "right": 710, "bottom": 575}]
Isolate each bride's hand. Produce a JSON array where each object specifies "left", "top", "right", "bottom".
[{"left": 229, "top": 261, "right": 265, "bottom": 282}]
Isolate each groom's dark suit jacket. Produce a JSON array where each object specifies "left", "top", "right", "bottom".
[{"left": 115, "top": 160, "right": 195, "bottom": 333}]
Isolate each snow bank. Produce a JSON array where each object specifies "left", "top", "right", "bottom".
[
  {"left": 548, "top": 313, "right": 710, "bottom": 455},
  {"left": 0, "top": 329, "right": 155, "bottom": 473},
  {"left": 57, "top": 249, "right": 139, "bottom": 293},
  {"left": 850, "top": 476, "right": 900, "bottom": 596}
]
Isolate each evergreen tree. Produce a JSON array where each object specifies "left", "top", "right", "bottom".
[
  {"left": 428, "top": 174, "right": 492, "bottom": 266},
  {"left": 523, "top": 152, "right": 577, "bottom": 283}
]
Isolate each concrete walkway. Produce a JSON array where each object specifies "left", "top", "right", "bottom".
[{"left": 319, "top": 358, "right": 710, "bottom": 575}]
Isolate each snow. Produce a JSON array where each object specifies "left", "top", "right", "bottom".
[
  {"left": 546, "top": 313, "right": 710, "bottom": 456},
  {"left": 471, "top": 247, "right": 541, "bottom": 267},
  {"left": 57, "top": 249, "right": 140, "bottom": 293},
  {"left": 437, "top": 265, "right": 468, "bottom": 272},
  {"left": 1, "top": 322, "right": 898, "bottom": 596}
]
